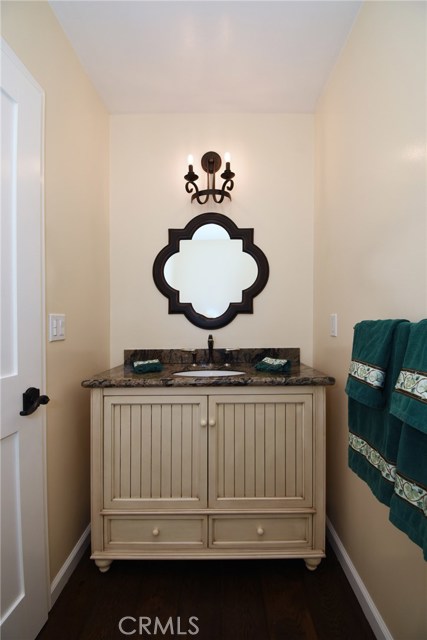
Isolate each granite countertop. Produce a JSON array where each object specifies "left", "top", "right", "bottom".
[{"left": 82, "top": 348, "right": 335, "bottom": 388}]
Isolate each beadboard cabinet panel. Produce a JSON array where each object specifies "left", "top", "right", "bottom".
[
  {"left": 209, "top": 393, "right": 313, "bottom": 509},
  {"left": 103, "top": 395, "right": 208, "bottom": 510}
]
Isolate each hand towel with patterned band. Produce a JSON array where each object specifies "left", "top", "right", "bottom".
[
  {"left": 390, "top": 318, "right": 427, "bottom": 433},
  {"left": 347, "top": 320, "right": 410, "bottom": 506},
  {"left": 345, "top": 319, "right": 409, "bottom": 408},
  {"left": 389, "top": 319, "right": 427, "bottom": 560}
]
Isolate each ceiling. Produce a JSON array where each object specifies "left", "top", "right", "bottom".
[{"left": 49, "top": 0, "right": 362, "bottom": 114}]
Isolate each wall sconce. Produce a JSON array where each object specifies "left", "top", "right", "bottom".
[{"left": 184, "top": 151, "right": 235, "bottom": 204}]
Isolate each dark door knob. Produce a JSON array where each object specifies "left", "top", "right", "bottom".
[{"left": 20, "top": 387, "right": 50, "bottom": 416}]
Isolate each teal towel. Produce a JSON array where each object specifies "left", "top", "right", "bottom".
[
  {"left": 345, "top": 319, "right": 408, "bottom": 408},
  {"left": 348, "top": 321, "right": 410, "bottom": 506},
  {"left": 388, "top": 320, "right": 427, "bottom": 559},
  {"left": 255, "top": 357, "right": 291, "bottom": 373},
  {"left": 390, "top": 319, "right": 427, "bottom": 434},
  {"left": 132, "top": 359, "right": 163, "bottom": 374},
  {"left": 389, "top": 424, "right": 427, "bottom": 560}
]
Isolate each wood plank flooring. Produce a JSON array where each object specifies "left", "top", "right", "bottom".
[{"left": 37, "top": 543, "right": 375, "bottom": 640}]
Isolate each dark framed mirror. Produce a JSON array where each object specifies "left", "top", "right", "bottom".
[{"left": 153, "top": 212, "right": 269, "bottom": 329}]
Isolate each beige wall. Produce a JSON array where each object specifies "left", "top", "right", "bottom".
[
  {"left": 110, "top": 114, "right": 314, "bottom": 366},
  {"left": 1, "top": 2, "right": 110, "bottom": 580},
  {"left": 314, "top": 2, "right": 427, "bottom": 639}
]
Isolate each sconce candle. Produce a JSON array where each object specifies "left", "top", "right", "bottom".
[
  {"left": 184, "top": 155, "right": 198, "bottom": 185},
  {"left": 184, "top": 151, "right": 235, "bottom": 205}
]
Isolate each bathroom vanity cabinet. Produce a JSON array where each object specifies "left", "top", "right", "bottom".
[{"left": 89, "top": 384, "right": 327, "bottom": 572}]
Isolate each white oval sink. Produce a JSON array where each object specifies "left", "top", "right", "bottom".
[{"left": 173, "top": 369, "right": 245, "bottom": 378}]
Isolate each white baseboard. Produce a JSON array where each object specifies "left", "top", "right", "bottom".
[
  {"left": 50, "top": 524, "right": 91, "bottom": 607},
  {"left": 326, "top": 518, "right": 393, "bottom": 640}
]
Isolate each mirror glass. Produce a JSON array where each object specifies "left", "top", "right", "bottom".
[
  {"left": 153, "top": 212, "right": 269, "bottom": 329},
  {"left": 164, "top": 224, "right": 258, "bottom": 317}
]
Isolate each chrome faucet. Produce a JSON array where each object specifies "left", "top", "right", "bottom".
[{"left": 207, "top": 334, "right": 214, "bottom": 364}]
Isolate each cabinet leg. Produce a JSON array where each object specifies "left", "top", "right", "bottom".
[
  {"left": 304, "top": 557, "right": 321, "bottom": 571},
  {"left": 94, "top": 559, "right": 113, "bottom": 573}
]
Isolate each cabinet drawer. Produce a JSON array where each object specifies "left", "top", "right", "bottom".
[
  {"left": 209, "top": 514, "right": 312, "bottom": 549},
  {"left": 104, "top": 516, "right": 207, "bottom": 550}
]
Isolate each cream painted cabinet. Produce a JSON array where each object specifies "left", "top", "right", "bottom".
[{"left": 90, "top": 386, "right": 325, "bottom": 572}]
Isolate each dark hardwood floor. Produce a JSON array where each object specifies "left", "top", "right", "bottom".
[{"left": 37, "top": 543, "right": 375, "bottom": 640}]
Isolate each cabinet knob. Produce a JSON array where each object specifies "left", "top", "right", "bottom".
[
  {"left": 200, "top": 419, "right": 207, "bottom": 427},
  {"left": 152, "top": 527, "right": 160, "bottom": 537},
  {"left": 209, "top": 418, "right": 216, "bottom": 427},
  {"left": 257, "top": 527, "right": 264, "bottom": 536}
]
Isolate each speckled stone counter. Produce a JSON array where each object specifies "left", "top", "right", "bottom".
[{"left": 82, "top": 348, "right": 335, "bottom": 388}]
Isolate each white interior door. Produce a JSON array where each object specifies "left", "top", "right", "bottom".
[{"left": 1, "top": 40, "right": 49, "bottom": 639}]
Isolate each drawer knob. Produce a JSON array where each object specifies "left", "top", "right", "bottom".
[
  {"left": 257, "top": 527, "right": 264, "bottom": 536},
  {"left": 152, "top": 527, "right": 160, "bottom": 537}
]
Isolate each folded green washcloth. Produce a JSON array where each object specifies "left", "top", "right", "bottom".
[
  {"left": 345, "top": 319, "right": 408, "bottom": 408},
  {"left": 390, "top": 319, "right": 427, "bottom": 434},
  {"left": 132, "top": 359, "right": 163, "bottom": 374},
  {"left": 255, "top": 357, "right": 290, "bottom": 373}
]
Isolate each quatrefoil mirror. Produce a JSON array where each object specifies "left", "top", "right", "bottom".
[{"left": 153, "top": 213, "right": 269, "bottom": 329}]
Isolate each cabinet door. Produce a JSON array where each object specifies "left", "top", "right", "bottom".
[
  {"left": 103, "top": 395, "right": 208, "bottom": 509},
  {"left": 209, "top": 393, "right": 313, "bottom": 509}
]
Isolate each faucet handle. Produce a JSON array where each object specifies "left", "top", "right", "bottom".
[
  {"left": 181, "top": 348, "right": 198, "bottom": 367},
  {"left": 224, "top": 348, "right": 239, "bottom": 367}
]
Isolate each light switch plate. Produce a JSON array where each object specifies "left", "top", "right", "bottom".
[
  {"left": 49, "top": 314, "right": 66, "bottom": 341},
  {"left": 330, "top": 313, "right": 338, "bottom": 337}
]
